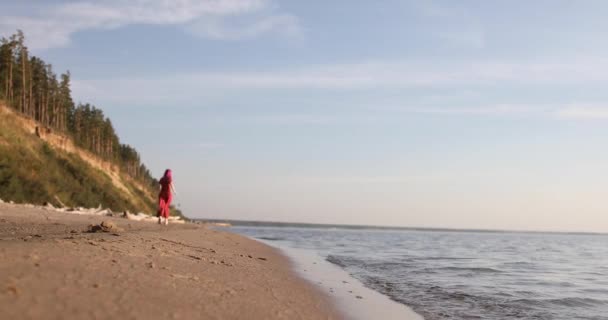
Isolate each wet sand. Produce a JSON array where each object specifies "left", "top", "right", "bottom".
[
  {"left": 264, "top": 243, "right": 423, "bottom": 320},
  {"left": 0, "top": 203, "right": 342, "bottom": 320}
]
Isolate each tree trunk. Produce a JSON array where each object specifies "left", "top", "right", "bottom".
[
  {"left": 21, "top": 50, "right": 26, "bottom": 114},
  {"left": 28, "top": 71, "right": 32, "bottom": 118},
  {"left": 7, "top": 56, "right": 12, "bottom": 105}
]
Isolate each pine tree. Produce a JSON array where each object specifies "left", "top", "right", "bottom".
[
  {"left": 1, "top": 31, "right": 159, "bottom": 191},
  {"left": 58, "top": 72, "right": 73, "bottom": 131}
]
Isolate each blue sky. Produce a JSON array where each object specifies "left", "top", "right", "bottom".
[{"left": 3, "top": 0, "right": 608, "bottom": 232}]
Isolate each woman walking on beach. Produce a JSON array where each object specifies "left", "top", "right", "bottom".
[{"left": 158, "top": 169, "right": 176, "bottom": 225}]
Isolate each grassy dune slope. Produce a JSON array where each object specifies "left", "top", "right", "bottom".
[{"left": 0, "top": 104, "right": 160, "bottom": 214}]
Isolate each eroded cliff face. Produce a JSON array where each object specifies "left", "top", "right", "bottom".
[{"left": 0, "top": 103, "right": 157, "bottom": 214}]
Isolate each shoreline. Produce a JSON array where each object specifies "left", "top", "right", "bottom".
[
  {"left": 0, "top": 203, "right": 342, "bottom": 319},
  {"left": 253, "top": 238, "right": 424, "bottom": 320}
]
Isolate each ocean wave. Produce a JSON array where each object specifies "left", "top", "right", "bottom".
[
  {"left": 235, "top": 225, "right": 608, "bottom": 320},
  {"left": 361, "top": 278, "right": 551, "bottom": 320},
  {"left": 326, "top": 255, "right": 413, "bottom": 270},
  {"left": 326, "top": 255, "right": 348, "bottom": 267},
  {"left": 256, "top": 236, "right": 285, "bottom": 241},
  {"left": 514, "top": 297, "right": 608, "bottom": 307},
  {"left": 437, "top": 266, "right": 503, "bottom": 273},
  {"left": 410, "top": 256, "right": 474, "bottom": 261},
  {"left": 499, "top": 261, "right": 537, "bottom": 268},
  {"left": 581, "top": 287, "right": 608, "bottom": 294}
]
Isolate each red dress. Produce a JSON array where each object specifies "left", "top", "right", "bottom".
[{"left": 158, "top": 177, "right": 172, "bottom": 218}]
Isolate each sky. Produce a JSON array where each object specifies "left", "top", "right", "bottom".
[{"left": 3, "top": 0, "right": 608, "bottom": 232}]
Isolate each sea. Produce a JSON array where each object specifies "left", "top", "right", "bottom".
[{"left": 226, "top": 222, "right": 608, "bottom": 320}]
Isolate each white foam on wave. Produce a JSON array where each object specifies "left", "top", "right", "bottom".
[{"left": 257, "top": 239, "right": 424, "bottom": 320}]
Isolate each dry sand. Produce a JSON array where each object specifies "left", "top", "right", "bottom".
[{"left": 0, "top": 203, "right": 342, "bottom": 320}]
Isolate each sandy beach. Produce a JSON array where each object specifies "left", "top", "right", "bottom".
[{"left": 0, "top": 203, "right": 342, "bottom": 320}]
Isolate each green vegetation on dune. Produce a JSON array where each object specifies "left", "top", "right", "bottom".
[
  {"left": 0, "top": 109, "right": 152, "bottom": 213},
  {"left": 0, "top": 31, "right": 157, "bottom": 188},
  {"left": 0, "top": 30, "right": 185, "bottom": 218}
]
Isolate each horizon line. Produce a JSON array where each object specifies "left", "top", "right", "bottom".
[{"left": 197, "top": 218, "right": 608, "bottom": 236}]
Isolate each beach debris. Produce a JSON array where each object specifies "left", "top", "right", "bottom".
[
  {"left": 209, "top": 222, "right": 232, "bottom": 227},
  {"left": 53, "top": 195, "right": 66, "bottom": 208},
  {"left": 147, "top": 262, "right": 155, "bottom": 269},
  {"left": 218, "top": 259, "right": 233, "bottom": 266},
  {"left": 170, "top": 274, "right": 199, "bottom": 282},
  {"left": 356, "top": 295, "right": 363, "bottom": 299},
  {"left": 257, "top": 257, "right": 267, "bottom": 261},
  {"left": 104, "top": 208, "right": 114, "bottom": 216},
  {"left": 87, "top": 220, "right": 123, "bottom": 233},
  {"left": 123, "top": 211, "right": 181, "bottom": 223},
  {"left": 100, "top": 220, "right": 120, "bottom": 232},
  {"left": 62, "top": 206, "right": 116, "bottom": 217},
  {"left": 124, "top": 212, "right": 148, "bottom": 221},
  {"left": 6, "top": 285, "right": 19, "bottom": 296}
]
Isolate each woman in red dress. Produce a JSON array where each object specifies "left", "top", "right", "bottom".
[{"left": 158, "top": 169, "right": 177, "bottom": 225}]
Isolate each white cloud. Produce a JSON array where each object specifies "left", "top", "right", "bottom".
[
  {"left": 436, "top": 29, "right": 485, "bottom": 49},
  {"left": 72, "top": 57, "right": 608, "bottom": 97},
  {"left": 228, "top": 114, "right": 341, "bottom": 125},
  {"left": 197, "top": 142, "right": 225, "bottom": 149},
  {"left": 409, "top": 0, "right": 485, "bottom": 49},
  {"left": 397, "top": 104, "right": 608, "bottom": 120},
  {"left": 554, "top": 105, "right": 608, "bottom": 120},
  {"left": 403, "top": 104, "right": 608, "bottom": 121},
  {"left": 412, "top": 0, "right": 465, "bottom": 18},
  {"left": 185, "top": 13, "right": 300, "bottom": 40},
  {"left": 0, "top": 0, "right": 299, "bottom": 49},
  {"left": 70, "top": 57, "right": 608, "bottom": 122},
  {"left": 398, "top": 105, "right": 543, "bottom": 116}
]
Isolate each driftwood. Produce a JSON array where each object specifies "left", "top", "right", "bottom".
[
  {"left": 54, "top": 195, "right": 66, "bottom": 208},
  {"left": 0, "top": 199, "right": 185, "bottom": 224}
]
